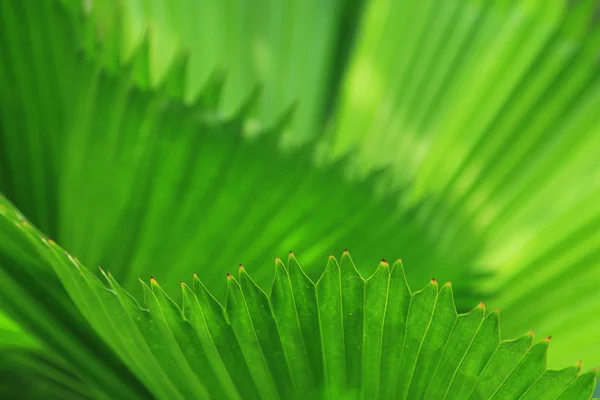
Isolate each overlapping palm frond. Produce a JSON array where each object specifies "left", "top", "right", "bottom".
[
  {"left": 0, "top": 0, "right": 599, "bottom": 397},
  {"left": 0, "top": 196, "right": 596, "bottom": 398}
]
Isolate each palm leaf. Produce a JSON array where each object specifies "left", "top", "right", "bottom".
[
  {"left": 325, "top": 0, "right": 600, "bottom": 366},
  {"left": 0, "top": 196, "right": 596, "bottom": 399},
  {"left": 76, "top": 0, "right": 600, "bottom": 368},
  {"left": 1, "top": 0, "right": 600, "bottom": 388},
  {"left": 82, "top": 0, "right": 364, "bottom": 146},
  {"left": 0, "top": 0, "right": 484, "bottom": 302},
  {"left": 0, "top": 2, "right": 482, "bottom": 395}
]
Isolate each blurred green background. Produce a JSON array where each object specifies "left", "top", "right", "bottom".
[{"left": 1, "top": 0, "right": 600, "bottom": 397}]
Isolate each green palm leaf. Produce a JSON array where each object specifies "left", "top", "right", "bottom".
[
  {"left": 325, "top": 0, "right": 600, "bottom": 367},
  {"left": 0, "top": 196, "right": 596, "bottom": 399},
  {"left": 0, "top": 0, "right": 484, "bottom": 302},
  {"left": 82, "top": 0, "right": 363, "bottom": 146},
  {"left": 75, "top": 0, "right": 600, "bottom": 368},
  {"left": 1, "top": 0, "right": 600, "bottom": 396}
]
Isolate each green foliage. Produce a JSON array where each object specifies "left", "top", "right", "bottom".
[
  {"left": 0, "top": 196, "right": 596, "bottom": 399},
  {"left": 326, "top": 0, "right": 600, "bottom": 367},
  {"left": 80, "top": 0, "right": 363, "bottom": 146},
  {"left": 0, "top": 0, "right": 484, "bottom": 303},
  {"left": 74, "top": 0, "right": 600, "bottom": 368},
  {"left": 1, "top": 0, "right": 600, "bottom": 397}
]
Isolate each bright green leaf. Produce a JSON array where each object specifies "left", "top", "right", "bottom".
[{"left": 0, "top": 199, "right": 596, "bottom": 399}]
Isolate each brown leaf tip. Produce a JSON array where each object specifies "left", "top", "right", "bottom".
[
  {"left": 431, "top": 277, "right": 437, "bottom": 283},
  {"left": 545, "top": 335, "right": 552, "bottom": 341},
  {"left": 239, "top": 264, "right": 245, "bottom": 271},
  {"left": 226, "top": 272, "right": 232, "bottom": 278},
  {"left": 275, "top": 257, "right": 281, "bottom": 262},
  {"left": 289, "top": 250, "right": 294, "bottom": 255},
  {"left": 478, "top": 302, "right": 485, "bottom": 308},
  {"left": 343, "top": 249, "right": 349, "bottom": 253},
  {"left": 381, "top": 258, "right": 388, "bottom": 264}
]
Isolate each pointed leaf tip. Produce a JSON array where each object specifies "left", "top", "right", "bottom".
[
  {"left": 0, "top": 214, "right": 592, "bottom": 398},
  {"left": 545, "top": 335, "right": 552, "bottom": 341}
]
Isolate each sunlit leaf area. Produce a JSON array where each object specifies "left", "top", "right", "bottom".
[{"left": 0, "top": 0, "right": 599, "bottom": 398}]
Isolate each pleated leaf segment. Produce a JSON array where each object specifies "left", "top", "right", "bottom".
[{"left": 0, "top": 196, "right": 596, "bottom": 399}]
